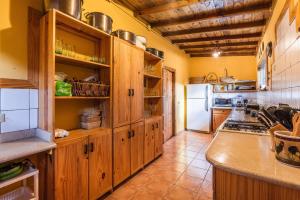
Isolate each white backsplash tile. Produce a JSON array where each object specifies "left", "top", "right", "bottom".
[
  {"left": 30, "top": 89, "right": 39, "bottom": 109},
  {"left": 1, "top": 110, "right": 29, "bottom": 133},
  {"left": 1, "top": 89, "right": 29, "bottom": 111},
  {"left": 30, "top": 109, "right": 38, "bottom": 129}
]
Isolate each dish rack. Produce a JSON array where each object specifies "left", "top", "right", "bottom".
[{"left": 0, "top": 167, "right": 39, "bottom": 200}]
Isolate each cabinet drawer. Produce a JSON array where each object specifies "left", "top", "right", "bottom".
[{"left": 213, "top": 109, "right": 232, "bottom": 115}]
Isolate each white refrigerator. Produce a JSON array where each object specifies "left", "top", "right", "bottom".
[{"left": 186, "top": 84, "right": 212, "bottom": 132}]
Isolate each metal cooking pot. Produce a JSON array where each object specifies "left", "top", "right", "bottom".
[
  {"left": 85, "top": 12, "right": 113, "bottom": 34},
  {"left": 146, "top": 48, "right": 159, "bottom": 57},
  {"left": 112, "top": 30, "right": 136, "bottom": 45},
  {"left": 43, "top": 0, "right": 83, "bottom": 20}
]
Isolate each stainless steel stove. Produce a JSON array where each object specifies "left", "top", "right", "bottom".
[{"left": 220, "top": 120, "right": 269, "bottom": 135}]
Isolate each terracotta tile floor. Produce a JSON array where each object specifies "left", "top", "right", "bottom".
[{"left": 105, "top": 131, "right": 213, "bottom": 200}]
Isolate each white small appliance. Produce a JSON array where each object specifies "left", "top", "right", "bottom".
[{"left": 186, "top": 84, "right": 212, "bottom": 132}]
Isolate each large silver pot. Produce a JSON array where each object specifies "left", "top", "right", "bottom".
[
  {"left": 43, "top": 0, "right": 83, "bottom": 20},
  {"left": 112, "top": 30, "right": 136, "bottom": 45},
  {"left": 85, "top": 12, "right": 113, "bottom": 34}
]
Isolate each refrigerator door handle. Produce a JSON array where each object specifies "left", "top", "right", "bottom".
[{"left": 205, "top": 99, "right": 208, "bottom": 111}]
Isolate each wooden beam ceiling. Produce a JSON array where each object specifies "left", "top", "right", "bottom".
[
  {"left": 179, "top": 41, "right": 259, "bottom": 49},
  {"left": 136, "top": 0, "right": 201, "bottom": 16},
  {"left": 185, "top": 47, "right": 257, "bottom": 54},
  {"left": 190, "top": 52, "right": 256, "bottom": 57},
  {"left": 162, "top": 19, "right": 266, "bottom": 37},
  {"left": 151, "top": 1, "right": 272, "bottom": 28},
  {"left": 172, "top": 32, "right": 262, "bottom": 44}
]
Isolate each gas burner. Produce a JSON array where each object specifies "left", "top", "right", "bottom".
[{"left": 221, "top": 120, "right": 269, "bottom": 135}]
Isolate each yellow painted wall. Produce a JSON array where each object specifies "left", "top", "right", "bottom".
[
  {"left": 189, "top": 56, "right": 257, "bottom": 80},
  {"left": 0, "top": 0, "right": 41, "bottom": 80},
  {"left": 257, "top": 0, "right": 288, "bottom": 65}
]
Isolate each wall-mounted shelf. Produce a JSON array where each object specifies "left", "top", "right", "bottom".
[
  {"left": 144, "top": 73, "right": 162, "bottom": 79},
  {"left": 144, "top": 51, "right": 163, "bottom": 62},
  {"left": 55, "top": 54, "right": 110, "bottom": 69},
  {"left": 213, "top": 90, "right": 257, "bottom": 93},
  {"left": 55, "top": 96, "right": 110, "bottom": 100}
]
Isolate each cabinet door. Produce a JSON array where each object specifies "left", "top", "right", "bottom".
[
  {"left": 113, "top": 38, "right": 131, "bottom": 128},
  {"left": 144, "top": 121, "right": 155, "bottom": 165},
  {"left": 89, "top": 129, "right": 112, "bottom": 199},
  {"left": 130, "top": 121, "right": 144, "bottom": 174},
  {"left": 154, "top": 117, "right": 163, "bottom": 158},
  {"left": 55, "top": 137, "right": 89, "bottom": 200},
  {"left": 113, "top": 125, "right": 131, "bottom": 186},
  {"left": 213, "top": 114, "right": 227, "bottom": 132},
  {"left": 130, "top": 47, "right": 144, "bottom": 123}
]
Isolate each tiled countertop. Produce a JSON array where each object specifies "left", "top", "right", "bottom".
[
  {"left": 0, "top": 129, "right": 56, "bottom": 163},
  {"left": 206, "top": 111, "right": 300, "bottom": 189}
]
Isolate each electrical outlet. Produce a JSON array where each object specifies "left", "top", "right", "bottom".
[{"left": 0, "top": 113, "right": 5, "bottom": 123}]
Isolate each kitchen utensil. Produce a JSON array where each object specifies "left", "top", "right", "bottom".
[
  {"left": 274, "top": 106, "right": 294, "bottom": 130},
  {"left": 274, "top": 131, "right": 300, "bottom": 167},
  {"left": 112, "top": 30, "right": 136, "bottom": 45},
  {"left": 269, "top": 123, "right": 288, "bottom": 151},
  {"left": 85, "top": 12, "right": 113, "bottom": 34},
  {"left": 292, "top": 113, "right": 300, "bottom": 136},
  {"left": 43, "top": 0, "right": 83, "bottom": 19}
]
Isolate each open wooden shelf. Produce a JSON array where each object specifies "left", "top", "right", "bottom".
[
  {"left": 144, "top": 73, "right": 162, "bottom": 79},
  {"left": 213, "top": 90, "right": 257, "bottom": 93},
  {"left": 55, "top": 96, "right": 110, "bottom": 100},
  {"left": 55, "top": 10, "right": 111, "bottom": 39},
  {"left": 55, "top": 54, "right": 110, "bottom": 69},
  {"left": 144, "top": 51, "right": 163, "bottom": 62}
]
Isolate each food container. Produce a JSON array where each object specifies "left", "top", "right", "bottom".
[
  {"left": 43, "top": 0, "right": 83, "bottom": 19},
  {"left": 274, "top": 131, "right": 300, "bottom": 167},
  {"left": 136, "top": 35, "right": 147, "bottom": 50},
  {"left": 70, "top": 81, "right": 110, "bottom": 97},
  {"left": 85, "top": 12, "right": 113, "bottom": 34},
  {"left": 112, "top": 30, "right": 136, "bottom": 45}
]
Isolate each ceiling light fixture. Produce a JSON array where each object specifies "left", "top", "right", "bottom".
[
  {"left": 212, "top": 50, "right": 221, "bottom": 58},
  {"left": 212, "top": 42, "right": 221, "bottom": 58}
]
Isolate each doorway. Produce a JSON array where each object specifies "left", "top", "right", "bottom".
[{"left": 163, "top": 67, "right": 176, "bottom": 142}]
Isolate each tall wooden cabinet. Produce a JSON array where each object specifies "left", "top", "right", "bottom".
[
  {"left": 113, "top": 38, "right": 144, "bottom": 128},
  {"left": 40, "top": 10, "right": 113, "bottom": 200},
  {"left": 112, "top": 38, "right": 145, "bottom": 187}
]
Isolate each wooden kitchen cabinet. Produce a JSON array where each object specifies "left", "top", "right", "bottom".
[
  {"left": 154, "top": 117, "right": 163, "bottom": 157},
  {"left": 130, "top": 121, "right": 145, "bottom": 174},
  {"left": 113, "top": 122, "right": 145, "bottom": 186},
  {"left": 131, "top": 47, "right": 144, "bottom": 124},
  {"left": 89, "top": 129, "right": 112, "bottom": 200},
  {"left": 113, "top": 38, "right": 132, "bottom": 128},
  {"left": 113, "top": 125, "right": 131, "bottom": 186},
  {"left": 212, "top": 109, "right": 232, "bottom": 132},
  {"left": 144, "top": 116, "right": 162, "bottom": 165},
  {"left": 55, "top": 136, "right": 89, "bottom": 200},
  {"left": 113, "top": 37, "right": 144, "bottom": 128},
  {"left": 55, "top": 129, "right": 113, "bottom": 200}
]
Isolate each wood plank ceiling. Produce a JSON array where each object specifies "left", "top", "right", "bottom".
[{"left": 114, "top": 0, "right": 273, "bottom": 57}]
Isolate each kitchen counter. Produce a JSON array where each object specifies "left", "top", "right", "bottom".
[
  {"left": 0, "top": 129, "right": 56, "bottom": 163},
  {"left": 206, "top": 110, "right": 300, "bottom": 190}
]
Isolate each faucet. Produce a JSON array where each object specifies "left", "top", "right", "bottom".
[{"left": 224, "top": 68, "right": 228, "bottom": 77}]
